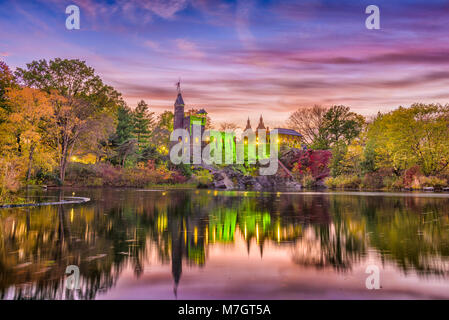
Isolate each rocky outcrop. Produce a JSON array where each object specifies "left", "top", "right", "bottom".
[{"left": 204, "top": 164, "right": 301, "bottom": 191}]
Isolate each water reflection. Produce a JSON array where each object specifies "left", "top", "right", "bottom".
[{"left": 1, "top": 189, "right": 449, "bottom": 299}]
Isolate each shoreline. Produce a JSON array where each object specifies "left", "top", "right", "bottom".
[{"left": 0, "top": 196, "right": 91, "bottom": 209}]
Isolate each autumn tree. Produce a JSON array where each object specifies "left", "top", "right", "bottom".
[
  {"left": 16, "top": 58, "right": 123, "bottom": 184},
  {"left": 148, "top": 111, "right": 173, "bottom": 155},
  {"left": 287, "top": 105, "right": 328, "bottom": 146},
  {"left": 5, "top": 87, "right": 54, "bottom": 181},
  {"left": 0, "top": 61, "right": 16, "bottom": 121},
  {"left": 366, "top": 104, "right": 449, "bottom": 176}
]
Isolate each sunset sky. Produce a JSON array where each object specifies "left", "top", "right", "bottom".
[{"left": 1, "top": 0, "right": 449, "bottom": 126}]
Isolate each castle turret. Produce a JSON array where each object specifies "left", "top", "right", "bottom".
[
  {"left": 257, "top": 115, "right": 265, "bottom": 130},
  {"left": 174, "top": 82, "right": 185, "bottom": 130},
  {"left": 245, "top": 117, "right": 252, "bottom": 131}
]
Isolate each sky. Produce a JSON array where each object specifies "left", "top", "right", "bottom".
[{"left": 1, "top": 0, "right": 449, "bottom": 127}]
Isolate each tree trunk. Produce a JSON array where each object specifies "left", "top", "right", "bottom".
[
  {"left": 26, "top": 144, "right": 36, "bottom": 182},
  {"left": 59, "top": 144, "right": 68, "bottom": 185}
]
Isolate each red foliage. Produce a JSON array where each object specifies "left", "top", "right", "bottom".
[
  {"left": 403, "top": 165, "right": 421, "bottom": 187},
  {"left": 292, "top": 150, "right": 331, "bottom": 180}
]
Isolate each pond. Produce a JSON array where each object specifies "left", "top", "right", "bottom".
[{"left": 1, "top": 188, "right": 449, "bottom": 299}]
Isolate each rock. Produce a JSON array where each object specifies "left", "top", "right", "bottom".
[
  {"left": 213, "top": 172, "right": 234, "bottom": 190},
  {"left": 285, "top": 181, "right": 302, "bottom": 191}
]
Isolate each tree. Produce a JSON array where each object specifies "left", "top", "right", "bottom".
[
  {"left": 133, "top": 100, "right": 154, "bottom": 150},
  {"left": 315, "top": 105, "right": 365, "bottom": 149},
  {"left": 149, "top": 111, "right": 173, "bottom": 155},
  {"left": 219, "top": 122, "right": 238, "bottom": 131},
  {"left": 287, "top": 105, "right": 328, "bottom": 146},
  {"left": 158, "top": 110, "right": 174, "bottom": 132},
  {"left": 16, "top": 58, "right": 123, "bottom": 184},
  {"left": 115, "top": 104, "right": 135, "bottom": 144},
  {"left": 366, "top": 104, "right": 449, "bottom": 176},
  {"left": 0, "top": 61, "right": 16, "bottom": 121},
  {"left": 5, "top": 87, "right": 53, "bottom": 181}
]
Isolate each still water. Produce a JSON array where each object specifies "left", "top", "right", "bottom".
[{"left": 1, "top": 188, "right": 449, "bottom": 299}]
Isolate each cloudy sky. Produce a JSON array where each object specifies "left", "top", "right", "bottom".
[{"left": 1, "top": 0, "right": 449, "bottom": 126}]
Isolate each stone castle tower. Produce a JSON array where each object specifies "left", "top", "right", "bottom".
[{"left": 173, "top": 82, "right": 185, "bottom": 130}]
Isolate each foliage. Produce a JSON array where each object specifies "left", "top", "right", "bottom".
[
  {"left": 133, "top": 100, "right": 154, "bottom": 150},
  {"left": 0, "top": 61, "right": 16, "bottom": 117},
  {"left": 0, "top": 157, "right": 23, "bottom": 200},
  {"left": 366, "top": 104, "right": 449, "bottom": 176},
  {"left": 65, "top": 161, "right": 185, "bottom": 187},
  {"left": 193, "top": 169, "right": 213, "bottom": 186},
  {"left": 15, "top": 58, "right": 124, "bottom": 183},
  {"left": 291, "top": 149, "right": 331, "bottom": 186},
  {"left": 4, "top": 87, "right": 54, "bottom": 181},
  {"left": 114, "top": 104, "right": 135, "bottom": 144},
  {"left": 314, "top": 105, "right": 365, "bottom": 149},
  {"left": 325, "top": 175, "right": 361, "bottom": 189}
]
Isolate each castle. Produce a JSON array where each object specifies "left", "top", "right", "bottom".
[{"left": 172, "top": 84, "right": 303, "bottom": 150}]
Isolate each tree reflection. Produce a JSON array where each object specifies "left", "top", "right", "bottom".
[{"left": 1, "top": 190, "right": 449, "bottom": 299}]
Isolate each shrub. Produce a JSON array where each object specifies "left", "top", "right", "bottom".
[
  {"left": 361, "top": 168, "right": 395, "bottom": 190},
  {"left": 324, "top": 177, "right": 337, "bottom": 189},
  {"left": 301, "top": 172, "right": 316, "bottom": 188},
  {"left": 0, "top": 157, "right": 23, "bottom": 200},
  {"left": 193, "top": 169, "right": 213, "bottom": 186},
  {"left": 325, "top": 174, "right": 361, "bottom": 189},
  {"left": 420, "top": 176, "right": 447, "bottom": 189}
]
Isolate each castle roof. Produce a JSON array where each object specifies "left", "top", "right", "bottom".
[
  {"left": 257, "top": 115, "right": 265, "bottom": 130},
  {"left": 174, "top": 93, "right": 184, "bottom": 107},
  {"left": 245, "top": 117, "right": 252, "bottom": 130},
  {"left": 271, "top": 128, "right": 302, "bottom": 137}
]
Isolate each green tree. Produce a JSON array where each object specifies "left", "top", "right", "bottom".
[
  {"left": 314, "top": 105, "right": 365, "bottom": 149},
  {"left": 115, "top": 104, "right": 135, "bottom": 144},
  {"left": 133, "top": 100, "right": 154, "bottom": 150}
]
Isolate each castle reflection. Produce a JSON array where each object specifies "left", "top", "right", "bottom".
[{"left": 1, "top": 189, "right": 449, "bottom": 299}]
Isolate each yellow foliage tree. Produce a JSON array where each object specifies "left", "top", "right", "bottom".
[{"left": 5, "top": 87, "right": 53, "bottom": 181}]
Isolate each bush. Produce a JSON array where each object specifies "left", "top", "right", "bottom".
[
  {"left": 325, "top": 174, "right": 361, "bottom": 189},
  {"left": 0, "top": 157, "right": 23, "bottom": 201},
  {"left": 193, "top": 169, "right": 213, "bottom": 186},
  {"left": 65, "top": 161, "right": 189, "bottom": 187},
  {"left": 361, "top": 168, "right": 395, "bottom": 190},
  {"left": 420, "top": 176, "right": 447, "bottom": 189}
]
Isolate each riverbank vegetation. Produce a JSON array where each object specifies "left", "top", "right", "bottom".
[
  {"left": 288, "top": 104, "right": 449, "bottom": 190},
  {"left": 2, "top": 57, "right": 449, "bottom": 203},
  {"left": 0, "top": 59, "right": 213, "bottom": 203}
]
